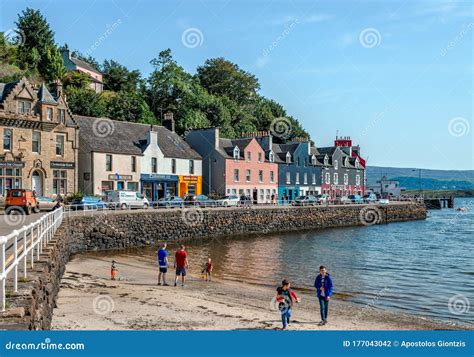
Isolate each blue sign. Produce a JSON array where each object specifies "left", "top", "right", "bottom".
[{"left": 140, "top": 173, "right": 178, "bottom": 181}]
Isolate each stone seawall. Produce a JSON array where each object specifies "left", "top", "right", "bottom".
[{"left": 0, "top": 203, "right": 426, "bottom": 329}]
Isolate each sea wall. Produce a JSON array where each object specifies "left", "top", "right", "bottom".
[{"left": 0, "top": 203, "right": 425, "bottom": 329}]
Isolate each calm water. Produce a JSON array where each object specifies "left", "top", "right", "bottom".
[{"left": 111, "top": 198, "right": 474, "bottom": 325}]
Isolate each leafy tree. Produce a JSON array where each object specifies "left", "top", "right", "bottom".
[
  {"left": 102, "top": 59, "right": 142, "bottom": 92},
  {"left": 42, "top": 45, "right": 65, "bottom": 83},
  {"left": 103, "top": 91, "right": 156, "bottom": 124},
  {"left": 196, "top": 58, "right": 260, "bottom": 106},
  {"left": 65, "top": 87, "right": 105, "bottom": 117},
  {"left": 63, "top": 71, "right": 91, "bottom": 90},
  {"left": 15, "top": 8, "right": 55, "bottom": 73}
]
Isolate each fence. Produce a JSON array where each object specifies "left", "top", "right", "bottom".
[{"left": 0, "top": 207, "right": 64, "bottom": 312}]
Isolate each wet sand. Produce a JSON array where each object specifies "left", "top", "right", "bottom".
[{"left": 52, "top": 253, "right": 465, "bottom": 330}]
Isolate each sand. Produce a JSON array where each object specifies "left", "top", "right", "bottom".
[{"left": 51, "top": 253, "right": 464, "bottom": 330}]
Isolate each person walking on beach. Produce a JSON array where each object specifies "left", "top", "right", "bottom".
[
  {"left": 314, "top": 265, "right": 333, "bottom": 325},
  {"left": 111, "top": 260, "right": 118, "bottom": 280},
  {"left": 157, "top": 243, "right": 169, "bottom": 286},
  {"left": 201, "top": 257, "right": 213, "bottom": 281},
  {"left": 174, "top": 245, "right": 189, "bottom": 287},
  {"left": 275, "top": 279, "right": 300, "bottom": 330}
]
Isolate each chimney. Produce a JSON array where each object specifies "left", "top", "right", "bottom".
[
  {"left": 60, "top": 48, "right": 71, "bottom": 60},
  {"left": 54, "top": 80, "right": 63, "bottom": 98},
  {"left": 163, "top": 112, "right": 175, "bottom": 132}
]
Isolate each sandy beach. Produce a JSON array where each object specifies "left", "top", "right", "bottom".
[{"left": 51, "top": 253, "right": 465, "bottom": 330}]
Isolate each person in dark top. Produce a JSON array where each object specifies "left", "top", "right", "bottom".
[
  {"left": 275, "top": 279, "right": 300, "bottom": 329},
  {"left": 314, "top": 265, "right": 333, "bottom": 325},
  {"left": 157, "top": 243, "right": 169, "bottom": 286}
]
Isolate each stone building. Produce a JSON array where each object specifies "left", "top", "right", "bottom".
[{"left": 0, "top": 78, "right": 79, "bottom": 197}]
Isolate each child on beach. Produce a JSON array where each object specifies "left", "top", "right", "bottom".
[
  {"left": 314, "top": 265, "right": 333, "bottom": 325},
  {"left": 111, "top": 260, "right": 118, "bottom": 280},
  {"left": 275, "top": 279, "right": 300, "bottom": 329},
  {"left": 201, "top": 258, "right": 213, "bottom": 281}
]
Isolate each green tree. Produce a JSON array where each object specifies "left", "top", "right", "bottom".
[
  {"left": 63, "top": 71, "right": 91, "bottom": 90},
  {"left": 102, "top": 59, "right": 142, "bottom": 92},
  {"left": 66, "top": 87, "right": 105, "bottom": 117},
  {"left": 15, "top": 8, "right": 55, "bottom": 73},
  {"left": 196, "top": 58, "right": 260, "bottom": 106},
  {"left": 42, "top": 45, "right": 66, "bottom": 83},
  {"left": 103, "top": 91, "right": 156, "bottom": 124}
]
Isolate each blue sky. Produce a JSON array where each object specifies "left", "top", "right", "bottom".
[{"left": 1, "top": 0, "right": 472, "bottom": 170}]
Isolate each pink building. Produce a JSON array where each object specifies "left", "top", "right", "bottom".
[{"left": 185, "top": 128, "right": 278, "bottom": 203}]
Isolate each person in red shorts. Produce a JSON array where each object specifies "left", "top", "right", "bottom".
[{"left": 174, "top": 245, "right": 189, "bottom": 287}]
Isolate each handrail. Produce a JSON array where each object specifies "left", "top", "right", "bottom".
[{"left": 0, "top": 207, "right": 64, "bottom": 311}]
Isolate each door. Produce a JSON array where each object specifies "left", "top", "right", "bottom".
[
  {"left": 252, "top": 189, "right": 258, "bottom": 204},
  {"left": 32, "top": 171, "right": 43, "bottom": 196}
]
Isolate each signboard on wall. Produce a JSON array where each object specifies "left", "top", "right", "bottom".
[
  {"left": 108, "top": 174, "right": 133, "bottom": 181},
  {"left": 50, "top": 161, "right": 75, "bottom": 169},
  {"left": 0, "top": 161, "right": 24, "bottom": 168}
]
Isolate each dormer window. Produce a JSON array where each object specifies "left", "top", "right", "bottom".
[
  {"left": 57, "top": 109, "right": 66, "bottom": 124},
  {"left": 296, "top": 157, "right": 300, "bottom": 166},
  {"left": 18, "top": 100, "right": 31, "bottom": 114},
  {"left": 47, "top": 108, "right": 53, "bottom": 120},
  {"left": 286, "top": 152, "right": 291, "bottom": 164},
  {"left": 233, "top": 147, "right": 240, "bottom": 159},
  {"left": 311, "top": 155, "right": 317, "bottom": 166},
  {"left": 324, "top": 155, "right": 329, "bottom": 166},
  {"left": 355, "top": 158, "right": 360, "bottom": 168},
  {"left": 269, "top": 151, "right": 275, "bottom": 163},
  {"left": 334, "top": 159, "right": 338, "bottom": 169}
]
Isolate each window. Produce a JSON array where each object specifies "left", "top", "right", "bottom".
[
  {"left": 152, "top": 158, "right": 157, "bottom": 173},
  {"left": 18, "top": 100, "right": 31, "bottom": 114},
  {"left": 101, "top": 181, "right": 114, "bottom": 194},
  {"left": 269, "top": 151, "right": 274, "bottom": 163},
  {"left": 234, "top": 169, "right": 239, "bottom": 182},
  {"left": 259, "top": 189, "right": 264, "bottom": 202},
  {"left": 286, "top": 172, "right": 291, "bottom": 184},
  {"left": 312, "top": 173, "right": 316, "bottom": 184},
  {"left": 296, "top": 157, "right": 300, "bottom": 166},
  {"left": 53, "top": 170, "right": 67, "bottom": 195},
  {"left": 258, "top": 170, "right": 263, "bottom": 182},
  {"left": 334, "top": 173, "right": 339, "bottom": 185},
  {"left": 304, "top": 173, "right": 308, "bottom": 184},
  {"left": 246, "top": 169, "right": 251, "bottom": 182},
  {"left": 247, "top": 151, "right": 252, "bottom": 161},
  {"left": 266, "top": 189, "right": 270, "bottom": 200},
  {"left": 32, "top": 131, "right": 41, "bottom": 153},
  {"left": 106, "top": 154, "right": 113, "bottom": 171},
  {"left": 296, "top": 172, "right": 300, "bottom": 184},
  {"left": 189, "top": 160, "right": 194, "bottom": 174},
  {"left": 325, "top": 172, "right": 330, "bottom": 184},
  {"left": 131, "top": 156, "right": 136, "bottom": 172},
  {"left": 0, "top": 167, "right": 22, "bottom": 196},
  {"left": 57, "top": 109, "right": 66, "bottom": 123},
  {"left": 258, "top": 152, "right": 262, "bottom": 162},
  {"left": 3, "top": 129, "right": 12, "bottom": 151},
  {"left": 55, "top": 135, "right": 64, "bottom": 156},
  {"left": 270, "top": 171, "right": 274, "bottom": 183},
  {"left": 304, "top": 158, "right": 307, "bottom": 167},
  {"left": 47, "top": 108, "right": 53, "bottom": 120},
  {"left": 312, "top": 156, "right": 317, "bottom": 166},
  {"left": 127, "top": 182, "right": 138, "bottom": 191},
  {"left": 171, "top": 159, "right": 176, "bottom": 174},
  {"left": 233, "top": 147, "right": 240, "bottom": 159},
  {"left": 344, "top": 174, "right": 349, "bottom": 185},
  {"left": 324, "top": 156, "right": 329, "bottom": 165},
  {"left": 356, "top": 174, "right": 361, "bottom": 185},
  {"left": 334, "top": 159, "right": 338, "bottom": 169},
  {"left": 286, "top": 152, "right": 291, "bottom": 164}
]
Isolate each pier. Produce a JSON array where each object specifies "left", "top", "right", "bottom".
[{"left": 424, "top": 196, "right": 455, "bottom": 209}]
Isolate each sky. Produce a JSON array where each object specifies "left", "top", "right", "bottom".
[{"left": 1, "top": 0, "right": 473, "bottom": 170}]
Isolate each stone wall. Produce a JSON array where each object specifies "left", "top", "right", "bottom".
[{"left": 0, "top": 203, "right": 426, "bottom": 329}]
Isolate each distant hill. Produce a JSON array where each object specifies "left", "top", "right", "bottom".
[{"left": 366, "top": 166, "right": 474, "bottom": 190}]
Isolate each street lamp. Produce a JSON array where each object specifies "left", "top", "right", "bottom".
[{"left": 412, "top": 169, "right": 422, "bottom": 198}]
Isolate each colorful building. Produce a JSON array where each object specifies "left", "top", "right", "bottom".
[
  {"left": 185, "top": 128, "right": 278, "bottom": 203},
  {"left": 60, "top": 49, "right": 103, "bottom": 93}
]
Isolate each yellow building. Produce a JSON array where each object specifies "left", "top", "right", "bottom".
[{"left": 178, "top": 175, "right": 202, "bottom": 197}]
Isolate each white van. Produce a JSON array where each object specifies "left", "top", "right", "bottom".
[{"left": 107, "top": 191, "right": 150, "bottom": 209}]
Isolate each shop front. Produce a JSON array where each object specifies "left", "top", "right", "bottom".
[
  {"left": 278, "top": 185, "right": 300, "bottom": 201},
  {"left": 140, "top": 174, "right": 178, "bottom": 201},
  {"left": 101, "top": 174, "right": 139, "bottom": 195},
  {"left": 178, "top": 175, "right": 202, "bottom": 197},
  {"left": 0, "top": 161, "right": 24, "bottom": 196}
]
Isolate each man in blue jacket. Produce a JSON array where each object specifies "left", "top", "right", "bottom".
[{"left": 314, "top": 265, "right": 333, "bottom": 325}]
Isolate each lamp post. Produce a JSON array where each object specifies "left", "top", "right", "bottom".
[{"left": 412, "top": 169, "right": 422, "bottom": 198}]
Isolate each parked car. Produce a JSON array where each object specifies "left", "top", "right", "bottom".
[
  {"left": 107, "top": 191, "right": 150, "bottom": 209},
  {"left": 157, "top": 196, "right": 184, "bottom": 208},
  {"left": 5, "top": 189, "right": 40, "bottom": 215},
  {"left": 363, "top": 193, "right": 377, "bottom": 203},
  {"left": 292, "top": 195, "right": 318, "bottom": 206},
  {"left": 315, "top": 194, "right": 329, "bottom": 204},
  {"left": 184, "top": 194, "right": 216, "bottom": 207},
  {"left": 378, "top": 198, "right": 390, "bottom": 205},
  {"left": 36, "top": 196, "right": 60, "bottom": 211},
  {"left": 348, "top": 194, "right": 363, "bottom": 204},
  {"left": 215, "top": 195, "right": 240, "bottom": 207},
  {"left": 338, "top": 196, "right": 352, "bottom": 204},
  {"left": 70, "top": 196, "right": 108, "bottom": 210}
]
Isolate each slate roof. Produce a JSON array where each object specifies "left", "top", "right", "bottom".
[
  {"left": 0, "top": 81, "right": 19, "bottom": 103},
  {"left": 218, "top": 138, "right": 254, "bottom": 159},
  {"left": 37, "top": 83, "right": 57, "bottom": 104},
  {"left": 75, "top": 115, "right": 201, "bottom": 159},
  {"left": 317, "top": 146, "right": 337, "bottom": 156},
  {"left": 70, "top": 57, "right": 102, "bottom": 76}
]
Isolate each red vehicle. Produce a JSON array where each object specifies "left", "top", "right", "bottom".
[{"left": 5, "top": 189, "right": 40, "bottom": 215}]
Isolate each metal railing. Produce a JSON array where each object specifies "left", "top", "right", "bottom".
[{"left": 0, "top": 207, "right": 64, "bottom": 311}]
